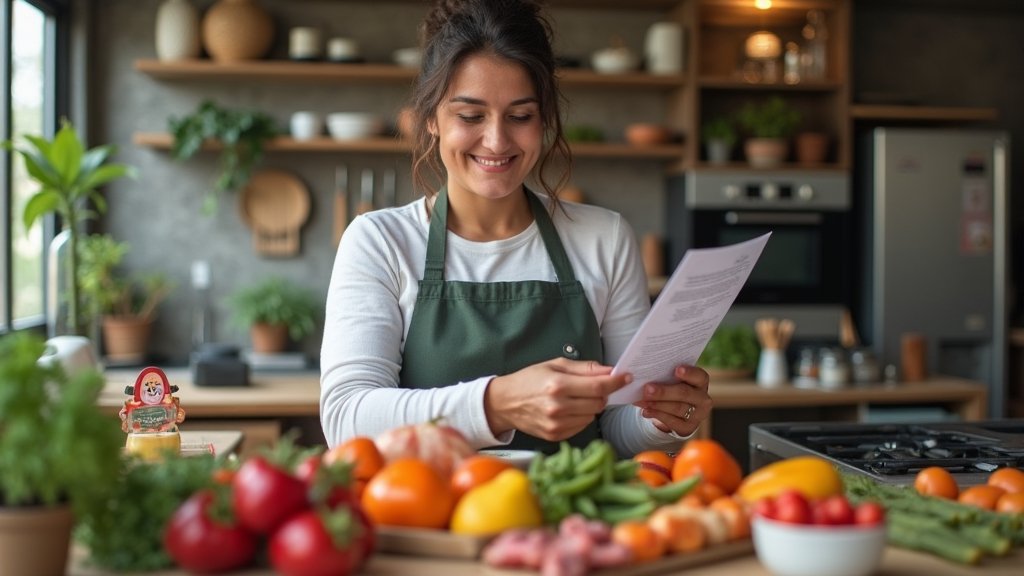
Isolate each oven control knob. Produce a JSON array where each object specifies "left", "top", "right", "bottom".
[
  {"left": 797, "top": 184, "right": 815, "bottom": 201},
  {"left": 723, "top": 184, "right": 742, "bottom": 200},
  {"left": 761, "top": 183, "right": 779, "bottom": 200}
]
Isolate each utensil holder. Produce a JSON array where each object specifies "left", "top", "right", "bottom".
[{"left": 757, "top": 349, "right": 788, "bottom": 388}]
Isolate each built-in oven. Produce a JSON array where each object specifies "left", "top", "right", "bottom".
[
  {"left": 663, "top": 170, "right": 856, "bottom": 340},
  {"left": 666, "top": 170, "right": 854, "bottom": 319}
]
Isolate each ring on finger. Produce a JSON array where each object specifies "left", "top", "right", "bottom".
[{"left": 683, "top": 403, "right": 695, "bottom": 421}]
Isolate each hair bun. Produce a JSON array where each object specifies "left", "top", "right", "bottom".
[{"left": 423, "top": 0, "right": 544, "bottom": 45}]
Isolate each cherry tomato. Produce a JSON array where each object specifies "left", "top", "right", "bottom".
[
  {"left": 773, "top": 489, "right": 812, "bottom": 525},
  {"left": 232, "top": 456, "right": 310, "bottom": 534},
  {"left": 752, "top": 497, "right": 778, "bottom": 520},
  {"left": 295, "top": 454, "right": 355, "bottom": 508},
  {"left": 813, "top": 495, "right": 855, "bottom": 525},
  {"left": 853, "top": 502, "right": 886, "bottom": 526},
  {"left": 269, "top": 508, "right": 363, "bottom": 576},
  {"left": 164, "top": 489, "right": 258, "bottom": 573}
]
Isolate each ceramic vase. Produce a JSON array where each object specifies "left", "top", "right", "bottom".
[
  {"left": 201, "top": 0, "right": 274, "bottom": 63},
  {"left": 155, "top": 0, "right": 200, "bottom": 61}
]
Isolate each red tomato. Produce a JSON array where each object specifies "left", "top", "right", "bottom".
[
  {"left": 269, "top": 508, "right": 365, "bottom": 576},
  {"left": 813, "top": 495, "right": 856, "bottom": 525},
  {"left": 232, "top": 456, "right": 310, "bottom": 534},
  {"left": 773, "top": 489, "right": 813, "bottom": 525},
  {"left": 752, "top": 497, "right": 778, "bottom": 520},
  {"left": 295, "top": 454, "right": 355, "bottom": 508},
  {"left": 164, "top": 489, "right": 258, "bottom": 573},
  {"left": 854, "top": 502, "right": 886, "bottom": 526},
  {"left": 350, "top": 504, "right": 377, "bottom": 570}
]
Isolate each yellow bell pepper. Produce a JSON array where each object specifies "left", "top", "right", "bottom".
[
  {"left": 450, "top": 469, "right": 543, "bottom": 535},
  {"left": 737, "top": 456, "right": 843, "bottom": 502}
]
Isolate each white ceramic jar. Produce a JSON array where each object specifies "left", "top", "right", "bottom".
[
  {"left": 644, "top": 22, "right": 684, "bottom": 75},
  {"left": 327, "top": 37, "right": 361, "bottom": 62},
  {"left": 155, "top": 0, "right": 200, "bottom": 61},
  {"left": 290, "top": 111, "right": 323, "bottom": 141},
  {"left": 289, "top": 27, "right": 322, "bottom": 60}
]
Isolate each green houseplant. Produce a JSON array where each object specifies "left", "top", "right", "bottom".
[
  {"left": 2, "top": 121, "right": 136, "bottom": 336},
  {"left": 78, "top": 233, "right": 175, "bottom": 361},
  {"left": 697, "top": 324, "right": 760, "bottom": 380},
  {"left": 735, "top": 96, "right": 802, "bottom": 168},
  {"left": 702, "top": 116, "right": 737, "bottom": 164},
  {"left": 169, "top": 99, "right": 279, "bottom": 214},
  {"left": 228, "top": 277, "right": 319, "bottom": 353},
  {"left": 0, "top": 332, "right": 125, "bottom": 575}
]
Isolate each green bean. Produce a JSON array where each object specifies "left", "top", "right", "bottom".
[
  {"left": 577, "top": 441, "right": 612, "bottom": 474},
  {"left": 550, "top": 469, "right": 603, "bottom": 497},
  {"left": 597, "top": 501, "right": 657, "bottom": 524},
  {"left": 649, "top": 475, "right": 701, "bottom": 503},
  {"left": 574, "top": 494, "right": 600, "bottom": 519},
  {"left": 612, "top": 459, "right": 640, "bottom": 482},
  {"left": 590, "top": 483, "right": 652, "bottom": 505}
]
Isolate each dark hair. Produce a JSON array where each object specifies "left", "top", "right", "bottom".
[{"left": 409, "top": 0, "right": 571, "bottom": 215}]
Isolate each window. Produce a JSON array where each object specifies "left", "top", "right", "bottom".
[{"left": 2, "top": 0, "right": 67, "bottom": 333}]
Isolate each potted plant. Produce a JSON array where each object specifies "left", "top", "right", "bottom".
[
  {"left": 169, "top": 99, "right": 279, "bottom": 215},
  {"left": 228, "top": 277, "right": 319, "bottom": 354},
  {"left": 78, "top": 234, "right": 175, "bottom": 363},
  {"left": 0, "top": 332, "right": 124, "bottom": 575},
  {"left": 735, "top": 96, "right": 801, "bottom": 168},
  {"left": 2, "top": 121, "right": 136, "bottom": 336},
  {"left": 697, "top": 324, "right": 760, "bottom": 381},
  {"left": 702, "top": 116, "right": 737, "bottom": 164}
]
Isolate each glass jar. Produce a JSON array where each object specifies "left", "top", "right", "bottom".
[
  {"left": 818, "top": 347, "right": 849, "bottom": 389},
  {"left": 793, "top": 347, "right": 819, "bottom": 388},
  {"left": 850, "top": 348, "right": 880, "bottom": 385}
]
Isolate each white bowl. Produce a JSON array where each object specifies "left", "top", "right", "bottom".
[
  {"left": 392, "top": 47, "right": 423, "bottom": 68},
  {"left": 591, "top": 47, "right": 638, "bottom": 74},
  {"left": 752, "top": 516, "right": 887, "bottom": 576},
  {"left": 326, "top": 112, "right": 383, "bottom": 140},
  {"left": 478, "top": 449, "right": 539, "bottom": 470}
]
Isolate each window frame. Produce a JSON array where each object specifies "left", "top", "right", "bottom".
[{"left": 1, "top": 0, "right": 71, "bottom": 335}]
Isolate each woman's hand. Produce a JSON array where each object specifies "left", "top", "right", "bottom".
[
  {"left": 633, "top": 365, "right": 711, "bottom": 437},
  {"left": 484, "top": 358, "right": 630, "bottom": 441}
]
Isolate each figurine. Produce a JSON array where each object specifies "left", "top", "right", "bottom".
[{"left": 119, "top": 366, "right": 186, "bottom": 460}]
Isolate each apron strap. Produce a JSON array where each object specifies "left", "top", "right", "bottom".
[{"left": 423, "top": 187, "right": 579, "bottom": 288}]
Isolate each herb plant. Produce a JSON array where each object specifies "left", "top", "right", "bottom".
[
  {"left": 698, "top": 324, "right": 760, "bottom": 371},
  {"left": 702, "top": 116, "right": 737, "bottom": 147},
  {"left": 228, "top": 277, "right": 320, "bottom": 341},
  {"left": 0, "top": 332, "right": 124, "bottom": 513},
  {"left": 169, "top": 99, "right": 279, "bottom": 214},
  {"left": 736, "top": 96, "right": 802, "bottom": 139},
  {"left": 78, "top": 233, "right": 175, "bottom": 320}
]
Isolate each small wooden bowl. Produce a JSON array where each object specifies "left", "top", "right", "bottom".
[{"left": 625, "top": 123, "right": 672, "bottom": 146}]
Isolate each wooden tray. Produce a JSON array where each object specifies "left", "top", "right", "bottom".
[
  {"left": 377, "top": 527, "right": 494, "bottom": 559},
  {"left": 484, "top": 539, "right": 754, "bottom": 576}
]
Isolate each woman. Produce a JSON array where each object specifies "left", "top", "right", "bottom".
[{"left": 321, "top": 0, "right": 710, "bottom": 456}]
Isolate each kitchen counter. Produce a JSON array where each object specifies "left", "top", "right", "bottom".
[{"left": 69, "top": 546, "right": 1024, "bottom": 575}]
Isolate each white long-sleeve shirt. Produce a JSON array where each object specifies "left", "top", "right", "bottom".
[{"left": 320, "top": 194, "right": 687, "bottom": 457}]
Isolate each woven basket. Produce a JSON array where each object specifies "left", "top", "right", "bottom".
[{"left": 201, "top": 0, "right": 274, "bottom": 62}]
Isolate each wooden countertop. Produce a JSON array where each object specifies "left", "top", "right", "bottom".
[
  {"left": 99, "top": 369, "right": 987, "bottom": 421},
  {"left": 70, "top": 545, "right": 1024, "bottom": 575}
]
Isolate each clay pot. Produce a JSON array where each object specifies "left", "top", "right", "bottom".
[
  {"left": 744, "top": 137, "right": 789, "bottom": 168},
  {"left": 625, "top": 123, "right": 672, "bottom": 146},
  {"left": 0, "top": 504, "right": 73, "bottom": 576},
  {"left": 202, "top": 0, "right": 274, "bottom": 63},
  {"left": 102, "top": 315, "right": 154, "bottom": 363},
  {"left": 251, "top": 322, "right": 289, "bottom": 354},
  {"left": 795, "top": 132, "right": 829, "bottom": 165}
]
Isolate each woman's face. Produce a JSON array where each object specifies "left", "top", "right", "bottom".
[{"left": 432, "top": 53, "right": 543, "bottom": 202}]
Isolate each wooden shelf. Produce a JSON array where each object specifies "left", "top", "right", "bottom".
[
  {"left": 850, "top": 104, "right": 999, "bottom": 122},
  {"left": 698, "top": 77, "right": 842, "bottom": 91},
  {"left": 135, "top": 59, "right": 684, "bottom": 89},
  {"left": 132, "top": 132, "right": 686, "bottom": 160},
  {"left": 690, "top": 161, "right": 849, "bottom": 172}
]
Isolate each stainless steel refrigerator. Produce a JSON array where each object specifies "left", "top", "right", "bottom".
[{"left": 859, "top": 128, "right": 1009, "bottom": 418}]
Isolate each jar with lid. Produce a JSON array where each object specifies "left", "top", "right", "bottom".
[
  {"left": 818, "top": 347, "right": 849, "bottom": 389},
  {"left": 792, "top": 346, "right": 819, "bottom": 389},
  {"left": 850, "top": 348, "right": 880, "bottom": 385}
]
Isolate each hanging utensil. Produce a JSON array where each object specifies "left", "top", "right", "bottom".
[
  {"left": 332, "top": 165, "right": 348, "bottom": 247},
  {"left": 382, "top": 168, "right": 397, "bottom": 207},
  {"left": 357, "top": 168, "right": 374, "bottom": 215}
]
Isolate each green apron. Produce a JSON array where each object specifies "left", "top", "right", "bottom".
[{"left": 399, "top": 187, "right": 603, "bottom": 452}]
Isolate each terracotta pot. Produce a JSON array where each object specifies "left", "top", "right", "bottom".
[
  {"left": 101, "top": 315, "right": 153, "bottom": 363},
  {"left": 251, "top": 322, "right": 289, "bottom": 353},
  {"left": 201, "top": 0, "right": 274, "bottom": 63},
  {"left": 795, "top": 132, "right": 829, "bottom": 165},
  {"left": 744, "top": 137, "right": 789, "bottom": 168},
  {"left": 0, "top": 504, "right": 73, "bottom": 576}
]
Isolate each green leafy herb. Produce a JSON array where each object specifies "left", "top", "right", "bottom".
[
  {"left": 697, "top": 324, "right": 760, "bottom": 370},
  {"left": 75, "top": 454, "right": 219, "bottom": 571},
  {"left": 228, "top": 277, "right": 320, "bottom": 341},
  {"left": 736, "top": 96, "right": 802, "bottom": 139}
]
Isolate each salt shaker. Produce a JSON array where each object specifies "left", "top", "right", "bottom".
[{"left": 818, "top": 347, "right": 848, "bottom": 389}]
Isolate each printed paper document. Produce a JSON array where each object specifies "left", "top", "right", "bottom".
[{"left": 608, "top": 232, "right": 771, "bottom": 405}]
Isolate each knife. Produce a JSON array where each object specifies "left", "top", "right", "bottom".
[
  {"left": 332, "top": 165, "right": 348, "bottom": 246},
  {"left": 357, "top": 169, "right": 374, "bottom": 215}
]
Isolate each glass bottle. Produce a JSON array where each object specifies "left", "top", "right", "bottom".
[
  {"left": 802, "top": 9, "right": 828, "bottom": 80},
  {"left": 818, "top": 347, "right": 849, "bottom": 389},
  {"left": 793, "top": 346, "right": 818, "bottom": 388},
  {"left": 784, "top": 42, "right": 801, "bottom": 85},
  {"left": 850, "top": 348, "right": 881, "bottom": 385},
  {"left": 191, "top": 260, "right": 213, "bottom": 348}
]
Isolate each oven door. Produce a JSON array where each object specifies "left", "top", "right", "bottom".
[{"left": 691, "top": 209, "right": 850, "bottom": 305}]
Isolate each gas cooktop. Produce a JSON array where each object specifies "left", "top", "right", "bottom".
[{"left": 749, "top": 420, "right": 1024, "bottom": 486}]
